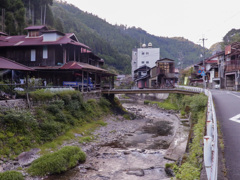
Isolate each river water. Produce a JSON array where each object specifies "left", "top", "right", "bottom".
[{"left": 44, "top": 97, "right": 189, "bottom": 180}]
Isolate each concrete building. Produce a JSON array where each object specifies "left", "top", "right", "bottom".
[{"left": 131, "top": 43, "right": 160, "bottom": 79}]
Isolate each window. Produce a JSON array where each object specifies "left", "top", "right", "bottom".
[
  {"left": 43, "top": 46, "right": 48, "bottom": 59},
  {"left": 142, "top": 61, "right": 144, "bottom": 64},
  {"left": 29, "top": 31, "right": 39, "bottom": 37},
  {"left": 31, "top": 49, "right": 36, "bottom": 61}
]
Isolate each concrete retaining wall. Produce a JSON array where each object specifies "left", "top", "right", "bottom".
[
  {"left": 0, "top": 99, "right": 28, "bottom": 110},
  {"left": 0, "top": 91, "right": 102, "bottom": 111}
]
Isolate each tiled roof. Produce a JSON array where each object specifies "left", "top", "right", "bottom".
[
  {"left": 156, "top": 58, "right": 175, "bottom": 62},
  {"left": 0, "top": 33, "right": 90, "bottom": 49},
  {"left": 0, "top": 32, "right": 8, "bottom": 36},
  {"left": 0, "top": 56, "right": 34, "bottom": 71},
  {"left": 205, "top": 60, "right": 218, "bottom": 64},
  {"left": 24, "top": 25, "right": 47, "bottom": 30},
  {"left": 60, "top": 61, "right": 107, "bottom": 72}
]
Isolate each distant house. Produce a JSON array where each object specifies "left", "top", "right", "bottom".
[
  {"left": 224, "top": 42, "right": 240, "bottom": 90},
  {"left": 204, "top": 54, "right": 220, "bottom": 88},
  {"left": 188, "top": 51, "right": 224, "bottom": 88},
  {"left": 133, "top": 65, "right": 150, "bottom": 89},
  {"left": 0, "top": 25, "right": 115, "bottom": 90},
  {"left": 153, "top": 58, "right": 177, "bottom": 88},
  {"left": 133, "top": 58, "right": 178, "bottom": 89}
]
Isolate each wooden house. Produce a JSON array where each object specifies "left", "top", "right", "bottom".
[
  {"left": 0, "top": 56, "right": 34, "bottom": 98},
  {"left": 150, "top": 58, "right": 177, "bottom": 88},
  {"left": 0, "top": 25, "right": 114, "bottom": 90},
  {"left": 225, "top": 42, "right": 240, "bottom": 90},
  {"left": 188, "top": 51, "right": 224, "bottom": 88},
  {"left": 133, "top": 65, "right": 150, "bottom": 89}
]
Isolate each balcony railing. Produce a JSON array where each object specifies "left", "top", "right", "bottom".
[{"left": 226, "top": 60, "right": 240, "bottom": 72}]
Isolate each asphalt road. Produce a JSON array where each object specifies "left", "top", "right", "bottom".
[{"left": 211, "top": 90, "right": 240, "bottom": 180}]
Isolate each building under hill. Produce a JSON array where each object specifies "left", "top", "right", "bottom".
[{"left": 131, "top": 43, "right": 160, "bottom": 79}]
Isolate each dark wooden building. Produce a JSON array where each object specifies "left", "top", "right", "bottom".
[
  {"left": 154, "top": 58, "right": 177, "bottom": 88},
  {"left": 133, "top": 65, "right": 150, "bottom": 89},
  {"left": 225, "top": 42, "right": 240, "bottom": 90}
]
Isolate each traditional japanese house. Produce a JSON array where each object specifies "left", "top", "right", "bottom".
[
  {"left": 225, "top": 42, "right": 240, "bottom": 90},
  {"left": 133, "top": 65, "right": 150, "bottom": 89},
  {"left": 204, "top": 55, "right": 219, "bottom": 88},
  {"left": 0, "top": 25, "right": 115, "bottom": 90},
  {"left": 0, "top": 56, "right": 34, "bottom": 98},
  {"left": 0, "top": 56, "right": 34, "bottom": 81},
  {"left": 153, "top": 58, "right": 177, "bottom": 88},
  {"left": 188, "top": 51, "right": 224, "bottom": 88}
]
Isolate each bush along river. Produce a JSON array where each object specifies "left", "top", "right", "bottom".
[{"left": 41, "top": 94, "right": 190, "bottom": 180}]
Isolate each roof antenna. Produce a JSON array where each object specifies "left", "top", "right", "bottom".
[{"left": 139, "top": 37, "right": 142, "bottom": 48}]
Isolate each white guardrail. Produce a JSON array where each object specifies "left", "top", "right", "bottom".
[{"left": 176, "top": 85, "right": 218, "bottom": 180}]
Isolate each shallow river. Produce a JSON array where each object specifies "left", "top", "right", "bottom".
[{"left": 44, "top": 100, "right": 189, "bottom": 180}]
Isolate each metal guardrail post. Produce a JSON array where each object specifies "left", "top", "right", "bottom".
[
  {"left": 206, "top": 120, "right": 212, "bottom": 137},
  {"left": 204, "top": 136, "right": 212, "bottom": 178}
]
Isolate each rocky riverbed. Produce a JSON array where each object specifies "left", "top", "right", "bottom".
[
  {"left": 43, "top": 99, "right": 189, "bottom": 180},
  {"left": 1, "top": 95, "right": 190, "bottom": 180}
]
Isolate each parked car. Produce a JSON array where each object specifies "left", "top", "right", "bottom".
[
  {"left": 63, "top": 78, "right": 94, "bottom": 91},
  {"left": 214, "top": 84, "right": 220, "bottom": 89}
]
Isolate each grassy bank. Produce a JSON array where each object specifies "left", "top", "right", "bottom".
[
  {"left": 0, "top": 90, "right": 111, "bottom": 158},
  {"left": 27, "top": 146, "right": 86, "bottom": 176},
  {"left": 0, "top": 171, "right": 24, "bottom": 180},
  {"left": 145, "top": 93, "right": 208, "bottom": 179}
]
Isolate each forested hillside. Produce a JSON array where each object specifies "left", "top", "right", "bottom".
[
  {"left": 0, "top": 0, "right": 211, "bottom": 73},
  {"left": 52, "top": 2, "right": 210, "bottom": 72}
]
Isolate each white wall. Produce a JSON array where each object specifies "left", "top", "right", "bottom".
[
  {"left": 131, "top": 47, "right": 160, "bottom": 79},
  {"left": 43, "top": 33, "right": 62, "bottom": 42},
  {"left": 137, "top": 48, "right": 160, "bottom": 68}
]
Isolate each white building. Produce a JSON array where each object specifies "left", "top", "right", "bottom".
[{"left": 131, "top": 42, "right": 160, "bottom": 78}]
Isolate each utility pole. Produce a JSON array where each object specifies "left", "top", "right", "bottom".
[
  {"left": 2, "top": 8, "right": 5, "bottom": 32},
  {"left": 199, "top": 37, "right": 207, "bottom": 89}
]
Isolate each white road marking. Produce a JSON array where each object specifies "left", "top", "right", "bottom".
[
  {"left": 227, "top": 92, "right": 240, "bottom": 99},
  {"left": 229, "top": 114, "right": 240, "bottom": 123}
]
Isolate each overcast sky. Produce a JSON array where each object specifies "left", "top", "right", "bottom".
[{"left": 64, "top": 0, "right": 240, "bottom": 48}]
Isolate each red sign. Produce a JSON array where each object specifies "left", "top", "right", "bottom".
[{"left": 225, "top": 45, "right": 231, "bottom": 55}]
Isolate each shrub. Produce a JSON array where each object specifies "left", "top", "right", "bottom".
[
  {"left": 0, "top": 171, "right": 24, "bottom": 180},
  {"left": 182, "top": 93, "right": 208, "bottom": 122},
  {"left": 50, "top": 100, "right": 64, "bottom": 109},
  {"left": 46, "top": 104, "right": 61, "bottom": 114},
  {"left": 175, "top": 162, "right": 200, "bottom": 180},
  {"left": 29, "top": 89, "right": 54, "bottom": 102},
  {"left": 39, "top": 120, "right": 65, "bottom": 141},
  {"left": 98, "top": 97, "right": 111, "bottom": 108},
  {"left": 27, "top": 146, "right": 86, "bottom": 176},
  {"left": 98, "top": 97, "right": 111, "bottom": 112},
  {"left": 1, "top": 110, "right": 37, "bottom": 133}
]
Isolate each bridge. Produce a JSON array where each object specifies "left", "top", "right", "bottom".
[{"left": 101, "top": 88, "right": 201, "bottom": 95}]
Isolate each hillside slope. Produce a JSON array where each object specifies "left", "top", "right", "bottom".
[{"left": 51, "top": 2, "right": 210, "bottom": 73}]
